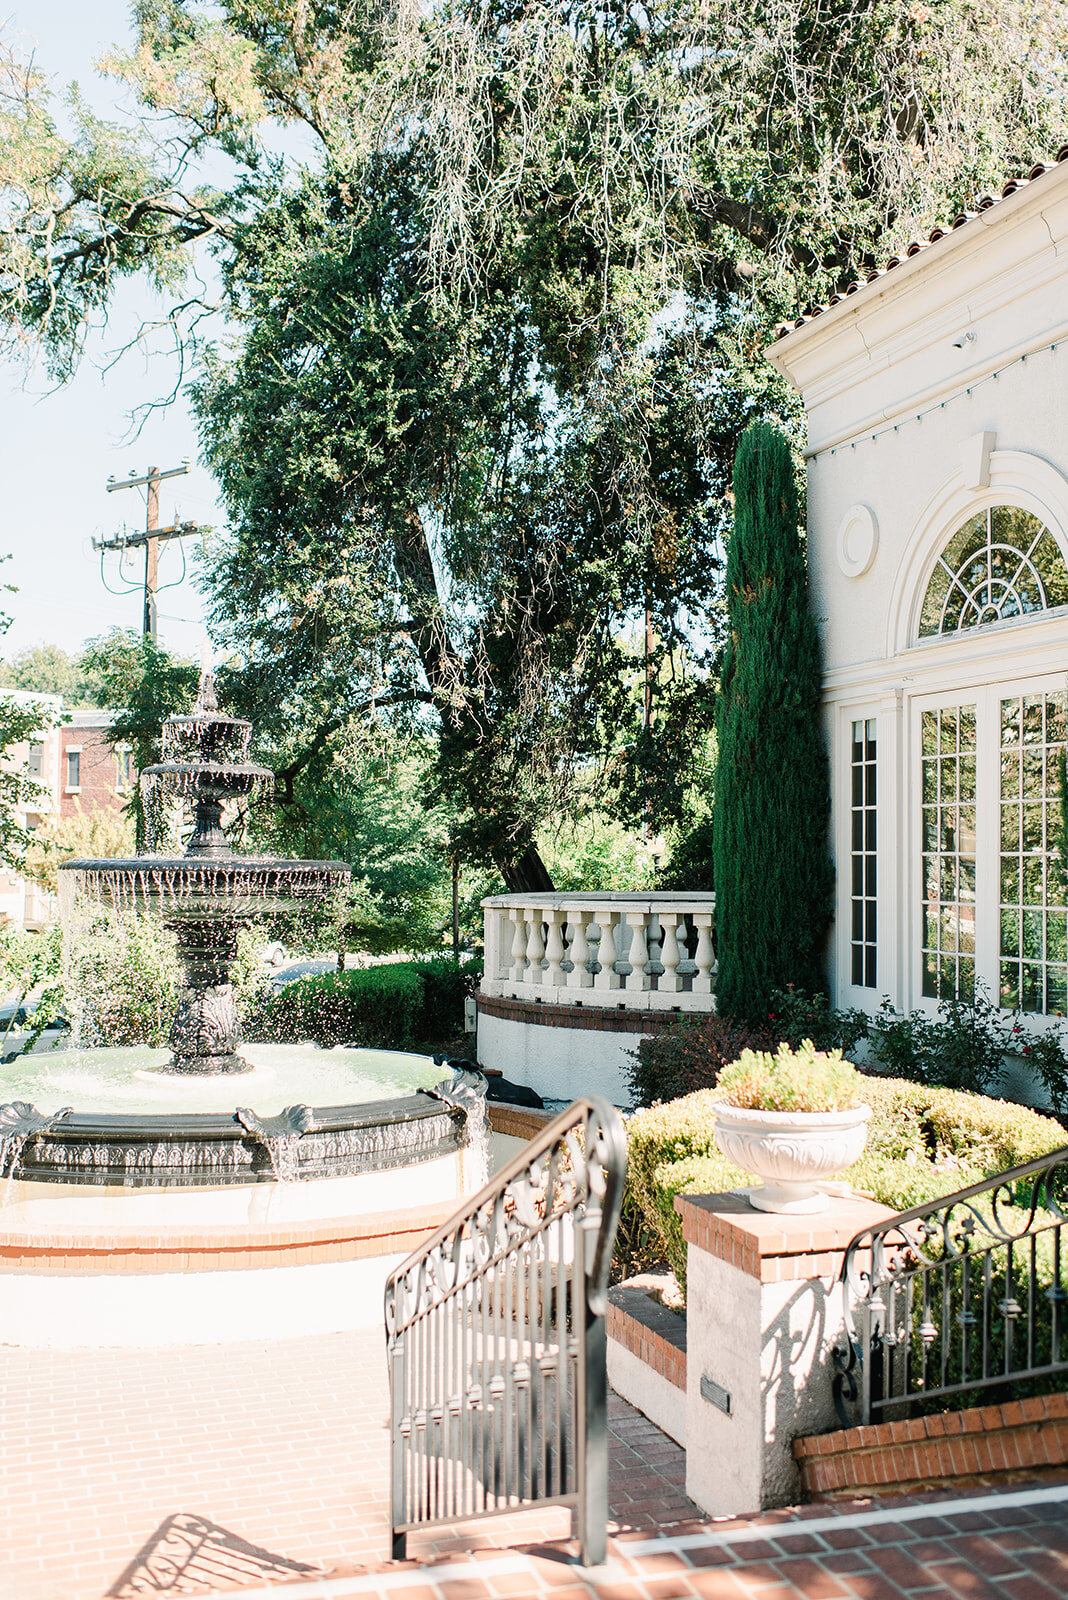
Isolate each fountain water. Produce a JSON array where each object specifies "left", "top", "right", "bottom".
[{"left": 0, "top": 670, "right": 489, "bottom": 1344}]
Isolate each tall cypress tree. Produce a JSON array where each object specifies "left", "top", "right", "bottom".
[{"left": 712, "top": 422, "right": 834, "bottom": 1020}]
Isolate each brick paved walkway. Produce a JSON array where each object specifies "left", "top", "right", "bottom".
[{"left": 2, "top": 1329, "right": 1066, "bottom": 1600}]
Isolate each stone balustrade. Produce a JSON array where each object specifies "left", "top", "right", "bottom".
[{"left": 480, "top": 893, "right": 716, "bottom": 1012}]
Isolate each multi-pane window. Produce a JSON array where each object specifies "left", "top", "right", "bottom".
[
  {"left": 116, "top": 748, "right": 133, "bottom": 790},
  {"left": 919, "top": 508, "right": 1068, "bottom": 637},
  {"left": 850, "top": 719, "right": 877, "bottom": 988},
  {"left": 999, "top": 692, "right": 1067, "bottom": 1015},
  {"left": 27, "top": 743, "right": 43, "bottom": 778},
  {"left": 921, "top": 705, "right": 977, "bottom": 1001}
]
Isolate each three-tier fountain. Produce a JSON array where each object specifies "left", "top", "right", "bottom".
[{"left": 0, "top": 669, "right": 487, "bottom": 1346}]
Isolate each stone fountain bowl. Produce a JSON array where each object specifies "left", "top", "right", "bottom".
[
  {"left": 139, "top": 762, "right": 275, "bottom": 802},
  {"left": 12, "top": 1088, "right": 472, "bottom": 1188},
  {"left": 61, "top": 858, "right": 350, "bottom": 919}
]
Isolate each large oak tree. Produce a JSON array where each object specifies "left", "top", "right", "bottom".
[{"left": 2, "top": 0, "right": 1064, "bottom": 884}]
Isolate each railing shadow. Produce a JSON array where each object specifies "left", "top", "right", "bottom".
[{"left": 105, "top": 1512, "right": 319, "bottom": 1596}]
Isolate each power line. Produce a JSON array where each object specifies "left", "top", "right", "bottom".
[{"left": 94, "top": 464, "right": 208, "bottom": 642}]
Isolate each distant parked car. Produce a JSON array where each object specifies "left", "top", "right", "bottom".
[{"left": 0, "top": 1003, "right": 70, "bottom": 1063}]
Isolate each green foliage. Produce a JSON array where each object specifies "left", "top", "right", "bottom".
[
  {"left": 0, "top": 643, "right": 103, "bottom": 706},
  {"left": 766, "top": 986, "right": 872, "bottom": 1054},
  {"left": 62, "top": 912, "right": 267, "bottom": 1049},
  {"left": 715, "top": 1040, "right": 861, "bottom": 1113},
  {"left": 66, "top": 911, "right": 182, "bottom": 1047},
  {"left": 712, "top": 424, "right": 834, "bottom": 1019},
  {"left": 658, "top": 817, "right": 715, "bottom": 892},
  {"left": 867, "top": 986, "right": 1013, "bottom": 1097},
  {"left": 23, "top": 800, "right": 135, "bottom": 897},
  {"left": 628, "top": 1012, "right": 778, "bottom": 1107},
  {"left": 251, "top": 955, "right": 481, "bottom": 1051},
  {"left": 628, "top": 987, "right": 868, "bottom": 1108},
  {"left": 625, "top": 1077, "right": 1066, "bottom": 1294},
  {"left": 0, "top": 565, "right": 57, "bottom": 869},
  {"left": 80, "top": 628, "right": 198, "bottom": 848},
  {"left": 539, "top": 813, "right": 658, "bottom": 893}
]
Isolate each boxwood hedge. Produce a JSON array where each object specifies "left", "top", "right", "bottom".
[{"left": 626, "top": 1077, "right": 1067, "bottom": 1296}]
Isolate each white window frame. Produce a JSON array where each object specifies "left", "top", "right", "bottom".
[
  {"left": 65, "top": 745, "right": 82, "bottom": 793},
  {"left": 905, "top": 669, "right": 1067, "bottom": 1025}
]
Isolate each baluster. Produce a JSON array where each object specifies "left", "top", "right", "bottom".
[
  {"left": 526, "top": 912, "right": 546, "bottom": 986},
  {"left": 484, "top": 905, "right": 503, "bottom": 983},
  {"left": 658, "top": 911, "right": 682, "bottom": 993},
  {"left": 566, "top": 909, "right": 593, "bottom": 990},
  {"left": 510, "top": 908, "right": 529, "bottom": 985},
  {"left": 544, "top": 911, "right": 566, "bottom": 990},
  {"left": 593, "top": 911, "right": 620, "bottom": 992},
  {"left": 692, "top": 912, "right": 715, "bottom": 994},
  {"left": 624, "top": 912, "right": 650, "bottom": 995}
]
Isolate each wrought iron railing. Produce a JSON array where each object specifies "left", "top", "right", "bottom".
[
  {"left": 834, "top": 1144, "right": 1068, "bottom": 1426},
  {"left": 384, "top": 1097, "right": 626, "bottom": 1566}
]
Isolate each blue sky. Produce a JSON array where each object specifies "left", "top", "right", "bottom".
[{"left": 0, "top": 2, "right": 220, "bottom": 661}]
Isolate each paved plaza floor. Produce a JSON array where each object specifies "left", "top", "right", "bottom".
[{"left": 1, "top": 1329, "right": 1066, "bottom": 1600}]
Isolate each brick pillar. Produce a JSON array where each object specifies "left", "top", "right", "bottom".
[{"left": 675, "top": 1190, "right": 894, "bottom": 1517}]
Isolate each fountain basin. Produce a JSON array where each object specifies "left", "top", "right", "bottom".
[
  {"left": 0, "top": 1045, "right": 494, "bottom": 1345},
  {"left": 3, "top": 1044, "right": 468, "bottom": 1188}
]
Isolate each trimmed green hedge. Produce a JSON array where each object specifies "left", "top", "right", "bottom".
[
  {"left": 626, "top": 1078, "right": 1067, "bottom": 1296},
  {"left": 250, "top": 955, "right": 480, "bottom": 1051}
]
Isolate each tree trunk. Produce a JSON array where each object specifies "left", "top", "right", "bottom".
[
  {"left": 498, "top": 842, "right": 556, "bottom": 894},
  {"left": 396, "top": 507, "right": 556, "bottom": 894}
]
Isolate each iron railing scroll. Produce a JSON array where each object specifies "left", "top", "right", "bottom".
[
  {"left": 834, "top": 1143, "right": 1068, "bottom": 1426},
  {"left": 384, "top": 1096, "right": 626, "bottom": 1567}
]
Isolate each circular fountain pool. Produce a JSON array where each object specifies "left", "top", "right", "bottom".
[{"left": 2, "top": 1043, "right": 447, "bottom": 1117}]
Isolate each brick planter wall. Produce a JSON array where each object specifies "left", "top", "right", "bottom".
[
  {"left": 608, "top": 1286, "right": 687, "bottom": 1392},
  {"left": 607, "top": 1284, "right": 688, "bottom": 1445},
  {"left": 795, "top": 1392, "right": 1068, "bottom": 1500}
]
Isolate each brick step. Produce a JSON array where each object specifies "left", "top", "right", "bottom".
[{"left": 794, "top": 1390, "right": 1068, "bottom": 1500}]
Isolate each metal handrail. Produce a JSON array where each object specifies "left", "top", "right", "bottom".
[
  {"left": 834, "top": 1142, "right": 1068, "bottom": 1426},
  {"left": 384, "top": 1096, "right": 627, "bottom": 1566}
]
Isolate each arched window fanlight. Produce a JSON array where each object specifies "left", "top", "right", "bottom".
[{"left": 919, "top": 507, "right": 1068, "bottom": 637}]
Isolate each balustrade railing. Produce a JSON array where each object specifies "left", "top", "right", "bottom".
[
  {"left": 834, "top": 1144, "right": 1068, "bottom": 1426},
  {"left": 481, "top": 893, "right": 716, "bottom": 1012},
  {"left": 384, "top": 1097, "right": 626, "bottom": 1566}
]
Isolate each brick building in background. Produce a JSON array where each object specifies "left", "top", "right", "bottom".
[{"left": 0, "top": 695, "right": 131, "bottom": 931}]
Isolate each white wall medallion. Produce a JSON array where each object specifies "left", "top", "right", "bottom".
[{"left": 836, "top": 503, "right": 879, "bottom": 579}]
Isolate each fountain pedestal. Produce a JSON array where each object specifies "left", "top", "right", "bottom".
[{"left": 169, "top": 920, "right": 247, "bottom": 1074}]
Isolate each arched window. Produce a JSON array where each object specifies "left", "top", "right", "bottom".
[{"left": 919, "top": 507, "right": 1068, "bottom": 637}]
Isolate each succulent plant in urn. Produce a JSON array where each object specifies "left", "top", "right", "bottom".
[{"left": 711, "top": 1040, "right": 871, "bottom": 1214}]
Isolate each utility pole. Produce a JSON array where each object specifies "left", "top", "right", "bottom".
[{"left": 96, "top": 464, "right": 204, "bottom": 643}]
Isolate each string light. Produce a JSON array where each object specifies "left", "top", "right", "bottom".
[{"left": 821, "top": 337, "right": 1062, "bottom": 461}]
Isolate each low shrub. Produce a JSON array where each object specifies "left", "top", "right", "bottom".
[
  {"left": 628, "top": 1013, "right": 777, "bottom": 1106},
  {"left": 631, "top": 984, "right": 1068, "bottom": 1114},
  {"left": 628, "top": 989, "right": 868, "bottom": 1108},
  {"left": 866, "top": 987, "right": 1010, "bottom": 1096},
  {"left": 625, "top": 1077, "right": 1067, "bottom": 1295},
  {"left": 250, "top": 955, "right": 481, "bottom": 1050}
]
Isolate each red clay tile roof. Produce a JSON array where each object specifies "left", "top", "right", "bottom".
[{"left": 773, "top": 145, "right": 1068, "bottom": 341}]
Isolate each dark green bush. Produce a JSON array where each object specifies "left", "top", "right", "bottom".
[
  {"left": 250, "top": 955, "right": 481, "bottom": 1050},
  {"left": 628, "top": 989, "right": 866, "bottom": 1108},
  {"left": 632, "top": 986, "right": 1068, "bottom": 1113},
  {"left": 627, "top": 1013, "right": 776, "bottom": 1106}
]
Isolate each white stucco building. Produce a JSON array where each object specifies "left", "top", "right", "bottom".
[{"left": 769, "top": 146, "right": 1068, "bottom": 1029}]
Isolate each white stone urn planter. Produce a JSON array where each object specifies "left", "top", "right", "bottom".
[{"left": 711, "top": 1101, "right": 872, "bottom": 1214}]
